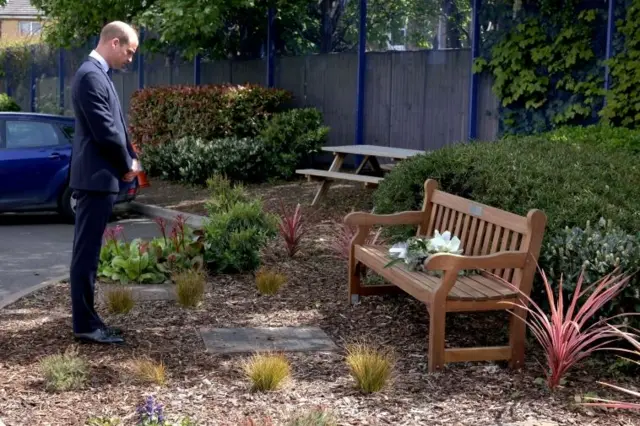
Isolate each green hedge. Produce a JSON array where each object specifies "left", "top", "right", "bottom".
[
  {"left": 140, "top": 108, "right": 329, "bottom": 185},
  {"left": 129, "top": 84, "right": 292, "bottom": 148},
  {"left": 543, "top": 124, "right": 640, "bottom": 154},
  {"left": 373, "top": 136, "right": 640, "bottom": 241}
]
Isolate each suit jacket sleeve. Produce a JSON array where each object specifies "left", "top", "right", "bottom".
[{"left": 75, "top": 71, "right": 132, "bottom": 176}]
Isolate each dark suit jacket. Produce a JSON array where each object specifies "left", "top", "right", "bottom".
[{"left": 69, "top": 56, "right": 137, "bottom": 193}]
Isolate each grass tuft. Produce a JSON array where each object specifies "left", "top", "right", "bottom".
[
  {"left": 104, "top": 287, "right": 135, "bottom": 314},
  {"left": 243, "top": 352, "right": 291, "bottom": 392},
  {"left": 255, "top": 268, "right": 287, "bottom": 295},
  {"left": 286, "top": 408, "right": 337, "bottom": 426},
  {"left": 131, "top": 357, "right": 167, "bottom": 386},
  {"left": 174, "top": 269, "right": 206, "bottom": 308},
  {"left": 40, "top": 346, "right": 89, "bottom": 392},
  {"left": 345, "top": 342, "right": 394, "bottom": 393}
]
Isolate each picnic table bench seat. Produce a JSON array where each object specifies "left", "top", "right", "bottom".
[{"left": 345, "top": 179, "right": 547, "bottom": 373}]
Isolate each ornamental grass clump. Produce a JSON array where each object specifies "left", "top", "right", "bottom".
[
  {"left": 243, "top": 352, "right": 291, "bottom": 392},
  {"left": 104, "top": 286, "right": 135, "bottom": 314},
  {"left": 345, "top": 343, "right": 394, "bottom": 393},
  {"left": 40, "top": 346, "right": 89, "bottom": 392}
]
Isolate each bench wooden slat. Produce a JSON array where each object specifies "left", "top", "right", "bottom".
[
  {"left": 295, "top": 169, "right": 383, "bottom": 185},
  {"left": 321, "top": 145, "right": 423, "bottom": 159},
  {"left": 356, "top": 245, "right": 516, "bottom": 301}
]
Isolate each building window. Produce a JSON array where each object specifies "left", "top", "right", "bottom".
[{"left": 19, "top": 21, "right": 42, "bottom": 36}]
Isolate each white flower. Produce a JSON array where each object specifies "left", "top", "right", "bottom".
[
  {"left": 389, "top": 242, "right": 408, "bottom": 259},
  {"left": 430, "top": 230, "right": 462, "bottom": 254}
]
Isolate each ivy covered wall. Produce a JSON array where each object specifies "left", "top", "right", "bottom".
[{"left": 474, "top": 0, "right": 639, "bottom": 135}]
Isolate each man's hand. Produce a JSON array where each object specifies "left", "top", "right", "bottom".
[{"left": 123, "top": 171, "right": 136, "bottom": 182}]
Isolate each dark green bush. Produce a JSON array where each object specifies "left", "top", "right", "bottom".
[
  {"left": 140, "top": 136, "right": 268, "bottom": 185},
  {"left": 373, "top": 137, "right": 640, "bottom": 243},
  {"left": 542, "top": 218, "right": 640, "bottom": 327},
  {"left": 259, "top": 108, "right": 330, "bottom": 179},
  {"left": 543, "top": 124, "right": 640, "bottom": 154},
  {"left": 0, "top": 93, "right": 20, "bottom": 111},
  {"left": 202, "top": 200, "right": 278, "bottom": 273}
]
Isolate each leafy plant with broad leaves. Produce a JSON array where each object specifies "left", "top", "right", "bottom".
[
  {"left": 499, "top": 267, "right": 632, "bottom": 390},
  {"left": 278, "top": 202, "right": 305, "bottom": 257},
  {"left": 151, "top": 215, "right": 204, "bottom": 273},
  {"left": 99, "top": 227, "right": 167, "bottom": 285}
]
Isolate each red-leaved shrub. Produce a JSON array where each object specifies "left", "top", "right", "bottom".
[{"left": 128, "top": 84, "right": 292, "bottom": 148}]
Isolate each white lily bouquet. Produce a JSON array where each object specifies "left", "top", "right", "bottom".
[{"left": 385, "top": 230, "right": 470, "bottom": 276}]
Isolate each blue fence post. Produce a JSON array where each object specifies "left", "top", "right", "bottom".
[
  {"left": 30, "top": 46, "right": 36, "bottom": 112},
  {"left": 58, "top": 48, "right": 65, "bottom": 114},
  {"left": 467, "top": 0, "right": 481, "bottom": 141},
  {"left": 266, "top": 7, "right": 276, "bottom": 87},
  {"left": 194, "top": 54, "right": 201, "bottom": 85},
  {"left": 354, "top": 0, "right": 367, "bottom": 166},
  {"left": 138, "top": 27, "right": 145, "bottom": 89},
  {"left": 604, "top": 0, "right": 615, "bottom": 98}
]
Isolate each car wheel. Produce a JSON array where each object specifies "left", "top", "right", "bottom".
[{"left": 59, "top": 186, "right": 76, "bottom": 223}]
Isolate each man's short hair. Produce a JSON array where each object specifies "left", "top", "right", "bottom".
[{"left": 99, "top": 21, "right": 136, "bottom": 45}]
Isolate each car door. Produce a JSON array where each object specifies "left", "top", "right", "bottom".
[{"left": 0, "top": 117, "right": 72, "bottom": 209}]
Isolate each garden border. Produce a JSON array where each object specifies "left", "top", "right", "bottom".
[
  {"left": 128, "top": 201, "right": 206, "bottom": 229},
  {"left": 0, "top": 274, "right": 69, "bottom": 310}
]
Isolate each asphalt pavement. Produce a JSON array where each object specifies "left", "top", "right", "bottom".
[{"left": 0, "top": 207, "right": 160, "bottom": 308}]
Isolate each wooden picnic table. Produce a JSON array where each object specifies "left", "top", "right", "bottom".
[{"left": 296, "top": 144, "right": 424, "bottom": 206}]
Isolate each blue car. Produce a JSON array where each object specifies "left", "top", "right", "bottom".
[{"left": 0, "top": 112, "right": 139, "bottom": 221}]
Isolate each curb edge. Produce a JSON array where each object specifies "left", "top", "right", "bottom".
[
  {"left": 128, "top": 201, "right": 206, "bottom": 229},
  {"left": 0, "top": 273, "right": 69, "bottom": 311}
]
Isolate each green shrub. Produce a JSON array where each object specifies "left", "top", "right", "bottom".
[
  {"left": 202, "top": 200, "right": 278, "bottom": 273},
  {"left": 544, "top": 124, "right": 640, "bottom": 154},
  {"left": 259, "top": 108, "right": 330, "bottom": 179},
  {"left": 129, "top": 84, "right": 292, "bottom": 148},
  {"left": 373, "top": 137, "right": 640, "bottom": 242},
  {"left": 542, "top": 218, "right": 640, "bottom": 327},
  {"left": 0, "top": 93, "right": 20, "bottom": 111},
  {"left": 140, "top": 136, "right": 268, "bottom": 185},
  {"left": 204, "top": 174, "right": 251, "bottom": 215}
]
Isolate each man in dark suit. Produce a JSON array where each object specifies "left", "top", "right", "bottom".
[{"left": 69, "top": 21, "right": 140, "bottom": 344}]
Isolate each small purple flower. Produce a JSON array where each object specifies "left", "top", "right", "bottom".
[{"left": 136, "top": 395, "right": 165, "bottom": 425}]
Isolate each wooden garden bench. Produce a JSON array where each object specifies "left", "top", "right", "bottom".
[{"left": 344, "top": 179, "right": 547, "bottom": 373}]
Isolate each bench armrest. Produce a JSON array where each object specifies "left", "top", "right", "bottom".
[
  {"left": 424, "top": 251, "right": 529, "bottom": 272},
  {"left": 344, "top": 211, "right": 424, "bottom": 227}
]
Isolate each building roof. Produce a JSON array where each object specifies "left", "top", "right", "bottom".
[{"left": 0, "top": 0, "right": 42, "bottom": 18}]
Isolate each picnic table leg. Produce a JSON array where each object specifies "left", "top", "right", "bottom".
[
  {"left": 311, "top": 153, "right": 345, "bottom": 206},
  {"left": 355, "top": 155, "right": 384, "bottom": 176}
]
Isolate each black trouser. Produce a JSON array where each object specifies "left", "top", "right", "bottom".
[{"left": 69, "top": 190, "right": 117, "bottom": 334}]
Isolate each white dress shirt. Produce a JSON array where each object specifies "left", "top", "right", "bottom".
[{"left": 89, "top": 50, "right": 109, "bottom": 73}]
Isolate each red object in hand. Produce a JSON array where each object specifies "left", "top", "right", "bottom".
[{"left": 137, "top": 171, "right": 151, "bottom": 188}]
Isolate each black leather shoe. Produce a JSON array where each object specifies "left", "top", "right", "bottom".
[
  {"left": 103, "top": 326, "right": 123, "bottom": 336},
  {"left": 74, "top": 328, "right": 125, "bottom": 344}
]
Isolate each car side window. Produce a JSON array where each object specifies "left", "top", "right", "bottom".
[
  {"left": 5, "top": 121, "right": 61, "bottom": 149},
  {"left": 60, "top": 124, "right": 75, "bottom": 143}
]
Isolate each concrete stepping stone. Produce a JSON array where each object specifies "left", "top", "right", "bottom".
[
  {"left": 199, "top": 326, "right": 338, "bottom": 354},
  {"left": 100, "top": 283, "right": 176, "bottom": 302}
]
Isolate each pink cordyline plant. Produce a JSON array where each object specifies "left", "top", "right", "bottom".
[
  {"left": 498, "top": 267, "right": 632, "bottom": 390},
  {"left": 583, "top": 325, "right": 640, "bottom": 410},
  {"left": 278, "top": 202, "right": 305, "bottom": 257}
]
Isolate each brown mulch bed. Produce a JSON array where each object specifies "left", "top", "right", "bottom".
[{"left": 1, "top": 179, "right": 639, "bottom": 426}]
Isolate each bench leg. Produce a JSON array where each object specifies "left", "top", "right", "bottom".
[
  {"left": 428, "top": 306, "right": 446, "bottom": 373},
  {"left": 508, "top": 307, "right": 528, "bottom": 369},
  {"left": 348, "top": 260, "right": 362, "bottom": 305},
  {"left": 311, "top": 153, "right": 345, "bottom": 206}
]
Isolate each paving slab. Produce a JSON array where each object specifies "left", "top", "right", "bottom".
[
  {"left": 200, "top": 326, "right": 338, "bottom": 354},
  {"left": 99, "top": 283, "right": 176, "bottom": 301}
]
